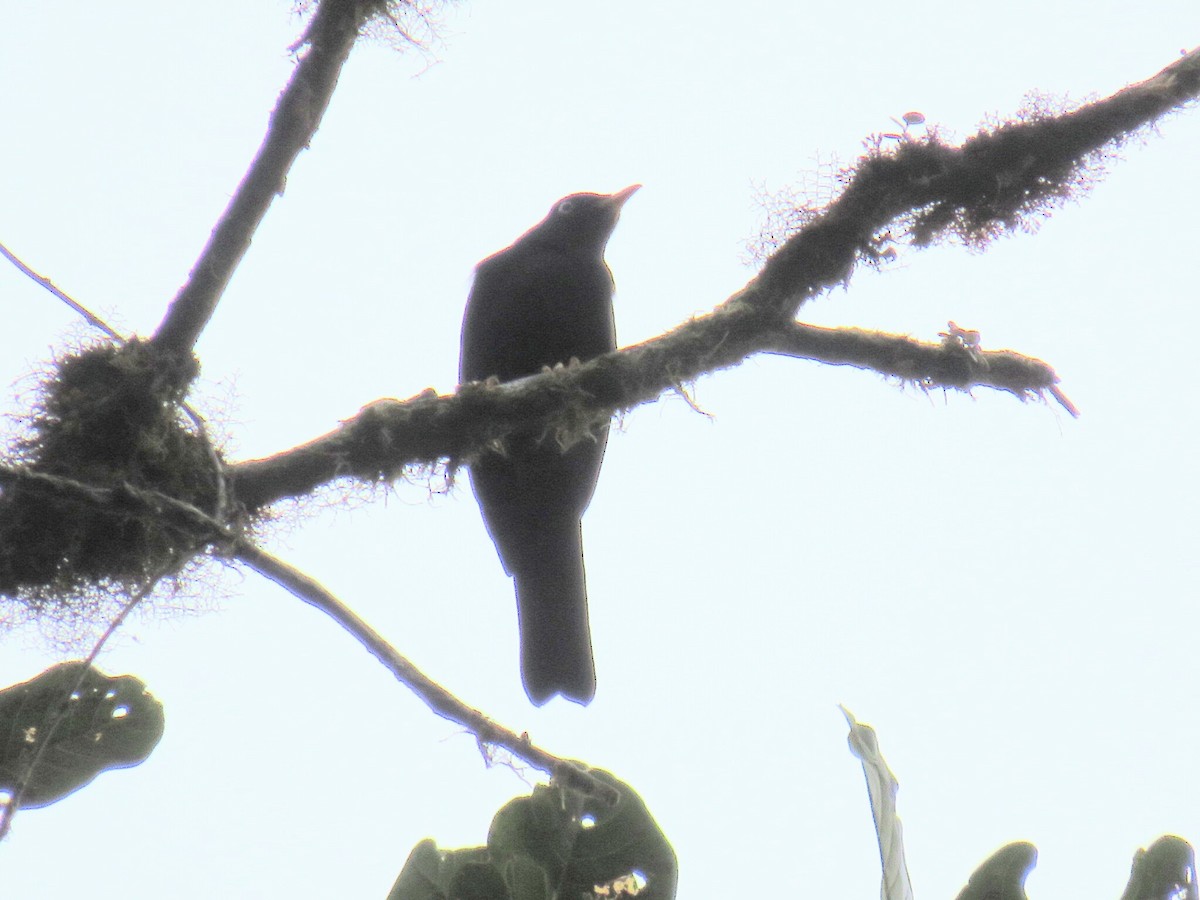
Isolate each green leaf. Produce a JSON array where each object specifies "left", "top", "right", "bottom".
[
  {"left": 446, "top": 861, "right": 509, "bottom": 900},
  {"left": 487, "top": 787, "right": 578, "bottom": 884},
  {"left": 485, "top": 767, "right": 676, "bottom": 898},
  {"left": 502, "top": 855, "right": 550, "bottom": 900},
  {"left": 0, "top": 661, "right": 164, "bottom": 809},
  {"left": 955, "top": 842, "right": 1038, "bottom": 900},
  {"left": 388, "top": 839, "right": 446, "bottom": 900},
  {"left": 387, "top": 840, "right": 497, "bottom": 900},
  {"left": 390, "top": 767, "right": 677, "bottom": 900},
  {"left": 1119, "top": 835, "right": 1195, "bottom": 900},
  {"left": 561, "top": 769, "right": 677, "bottom": 899}
]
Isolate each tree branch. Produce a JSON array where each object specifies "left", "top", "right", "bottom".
[
  {"left": 0, "top": 241, "right": 123, "bottom": 341},
  {"left": 0, "top": 462, "right": 615, "bottom": 803},
  {"left": 223, "top": 48, "right": 1200, "bottom": 510},
  {"left": 740, "top": 46, "right": 1200, "bottom": 319},
  {"left": 227, "top": 310, "right": 1074, "bottom": 511},
  {"left": 760, "top": 320, "right": 1071, "bottom": 407},
  {"left": 235, "top": 542, "right": 619, "bottom": 804},
  {"left": 151, "top": 0, "right": 376, "bottom": 356}
]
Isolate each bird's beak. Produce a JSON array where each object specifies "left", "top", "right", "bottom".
[{"left": 609, "top": 184, "right": 642, "bottom": 208}]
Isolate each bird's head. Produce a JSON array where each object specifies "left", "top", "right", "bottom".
[{"left": 525, "top": 184, "right": 641, "bottom": 255}]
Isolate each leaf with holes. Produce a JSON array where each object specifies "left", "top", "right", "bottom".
[
  {"left": 389, "top": 768, "right": 677, "bottom": 899},
  {"left": 0, "top": 661, "right": 164, "bottom": 809}
]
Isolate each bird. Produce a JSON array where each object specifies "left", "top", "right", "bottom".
[{"left": 459, "top": 185, "right": 640, "bottom": 706}]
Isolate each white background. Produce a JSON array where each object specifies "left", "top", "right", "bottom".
[{"left": 2, "top": 2, "right": 1198, "bottom": 897}]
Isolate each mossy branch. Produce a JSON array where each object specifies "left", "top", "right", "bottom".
[
  {"left": 742, "top": 45, "right": 1200, "bottom": 318},
  {"left": 223, "top": 48, "right": 1200, "bottom": 510},
  {"left": 227, "top": 309, "right": 1074, "bottom": 510}
]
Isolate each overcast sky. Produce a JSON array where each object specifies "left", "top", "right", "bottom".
[{"left": 2, "top": 3, "right": 1199, "bottom": 898}]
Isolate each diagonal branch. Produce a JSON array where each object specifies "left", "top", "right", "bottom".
[
  {"left": 739, "top": 46, "right": 1200, "bottom": 321},
  {"left": 236, "top": 542, "right": 619, "bottom": 804},
  {"left": 0, "top": 241, "right": 123, "bottom": 341},
  {"left": 151, "top": 0, "right": 377, "bottom": 356},
  {"left": 0, "top": 462, "right": 616, "bottom": 803}
]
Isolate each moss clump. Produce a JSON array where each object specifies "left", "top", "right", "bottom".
[{"left": 0, "top": 339, "right": 221, "bottom": 606}]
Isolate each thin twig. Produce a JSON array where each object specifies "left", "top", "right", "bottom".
[
  {"left": 235, "top": 541, "right": 619, "bottom": 804},
  {"left": 178, "top": 404, "right": 230, "bottom": 522},
  {"left": 0, "top": 241, "right": 124, "bottom": 341},
  {"left": 0, "top": 466, "right": 235, "bottom": 544}
]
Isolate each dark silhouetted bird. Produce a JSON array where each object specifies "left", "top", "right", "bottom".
[{"left": 460, "top": 185, "right": 640, "bottom": 706}]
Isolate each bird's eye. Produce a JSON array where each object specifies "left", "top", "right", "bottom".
[{"left": 555, "top": 198, "right": 577, "bottom": 215}]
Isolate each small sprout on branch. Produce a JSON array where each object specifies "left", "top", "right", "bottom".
[
  {"left": 880, "top": 110, "right": 929, "bottom": 143},
  {"left": 939, "top": 321, "right": 987, "bottom": 366}
]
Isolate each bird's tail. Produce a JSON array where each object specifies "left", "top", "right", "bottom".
[{"left": 514, "top": 529, "right": 596, "bottom": 706}]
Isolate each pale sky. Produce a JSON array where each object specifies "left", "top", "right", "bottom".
[{"left": 2, "top": 3, "right": 1199, "bottom": 898}]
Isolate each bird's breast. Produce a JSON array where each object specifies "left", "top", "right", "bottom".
[{"left": 462, "top": 249, "right": 617, "bottom": 383}]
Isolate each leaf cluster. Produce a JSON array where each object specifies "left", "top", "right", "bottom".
[{"left": 389, "top": 769, "right": 676, "bottom": 900}]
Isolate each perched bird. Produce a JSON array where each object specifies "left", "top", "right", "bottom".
[{"left": 460, "top": 185, "right": 640, "bottom": 706}]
